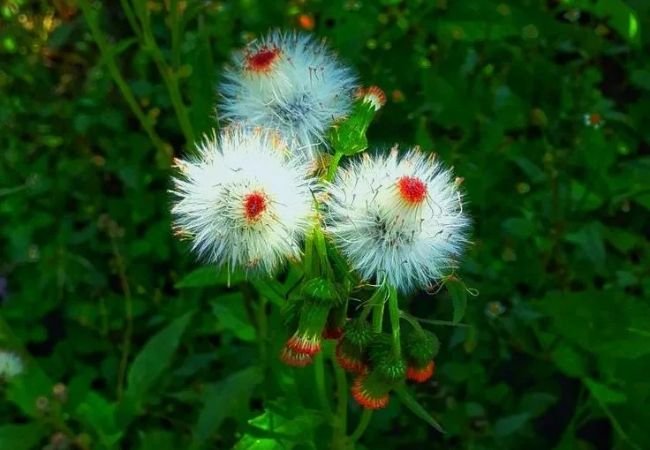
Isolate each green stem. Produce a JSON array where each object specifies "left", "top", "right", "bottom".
[
  {"left": 372, "top": 288, "right": 385, "bottom": 333},
  {"left": 79, "top": 0, "right": 169, "bottom": 161},
  {"left": 313, "top": 352, "right": 332, "bottom": 415},
  {"left": 334, "top": 360, "right": 348, "bottom": 432},
  {"left": 326, "top": 152, "right": 344, "bottom": 181},
  {"left": 387, "top": 285, "right": 401, "bottom": 358},
  {"left": 256, "top": 295, "right": 269, "bottom": 367},
  {"left": 350, "top": 409, "right": 373, "bottom": 442},
  {"left": 133, "top": 0, "right": 195, "bottom": 145}
]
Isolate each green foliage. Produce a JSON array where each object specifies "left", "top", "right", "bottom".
[{"left": 1, "top": 0, "right": 649, "bottom": 449}]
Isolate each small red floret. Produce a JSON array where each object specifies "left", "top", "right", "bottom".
[
  {"left": 335, "top": 342, "right": 367, "bottom": 374},
  {"left": 322, "top": 326, "right": 344, "bottom": 340},
  {"left": 351, "top": 376, "right": 390, "bottom": 410},
  {"left": 245, "top": 47, "right": 281, "bottom": 73},
  {"left": 280, "top": 346, "right": 313, "bottom": 367},
  {"left": 287, "top": 334, "right": 321, "bottom": 356},
  {"left": 406, "top": 360, "right": 435, "bottom": 383},
  {"left": 243, "top": 191, "right": 267, "bottom": 222},
  {"left": 397, "top": 176, "right": 428, "bottom": 205}
]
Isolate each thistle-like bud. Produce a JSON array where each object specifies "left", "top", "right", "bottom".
[
  {"left": 322, "top": 302, "right": 348, "bottom": 340},
  {"left": 368, "top": 334, "right": 406, "bottom": 382},
  {"left": 335, "top": 319, "right": 373, "bottom": 374},
  {"left": 285, "top": 300, "right": 330, "bottom": 356},
  {"left": 404, "top": 329, "right": 439, "bottom": 383},
  {"left": 351, "top": 370, "right": 391, "bottom": 410},
  {"left": 404, "top": 329, "right": 439, "bottom": 366}
]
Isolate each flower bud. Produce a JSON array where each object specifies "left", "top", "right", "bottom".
[
  {"left": 351, "top": 371, "right": 391, "bottom": 410},
  {"left": 335, "top": 319, "right": 373, "bottom": 374},
  {"left": 285, "top": 301, "right": 330, "bottom": 356},
  {"left": 368, "top": 334, "right": 406, "bottom": 382},
  {"left": 404, "top": 329, "right": 439, "bottom": 367},
  {"left": 52, "top": 383, "right": 68, "bottom": 403},
  {"left": 322, "top": 303, "right": 347, "bottom": 340}
]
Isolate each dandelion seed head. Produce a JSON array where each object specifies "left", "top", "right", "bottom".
[
  {"left": 219, "top": 31, "right": 358, "bottom": 160},
  {"left": 171, "top": 126, "right": 316, "bottom": 275},
  {"left": 325, "top": 148, "right": 470, "bottom": 292}
]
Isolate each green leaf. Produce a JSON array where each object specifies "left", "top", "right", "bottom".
[
  {"left": 552, "top": 344, "right": 588, "bottom": 377},
  {"left": 584, "top": 378, "right": 627, "bottom": 405},
  {"left": 445, "top": 277, "right": 468, "bottom": 324},
  {"left": 394, "top": 385, "right": 444, "bottom": 433},
  {"left": 211, "top": 293, "right": 256, "bottom": 342},
  {"left": 192, "top": 367, "right": 263, "bottom": 447},
  {"left": 175, "top": 266, "right": 245, "bottom": 289},
  {"left": 76, "top": 392, "right": 123, "bottom": 449},
  {"left": 5, "top": 362, "right": 53, "bottom": 418},
  {"left": 567, "top": 0, "right": 641, "bottom": 45},
  {"left": 234, "top": 401, "right": 325, "bottom": 449},
  {"left": 328, "top": 101, "right": 376, "bottom": 156},
  {"left": 536, "top": 292, "right": 650, "bottom": 359},
  {"left": 0, "top": 424, "right": 45, "bottom": 450},
  {"left": 494, "top": 413, "right": 531, "bottom": 436},
  {"left": 126, "top": 312, "right": 193, "bottom": 405}
]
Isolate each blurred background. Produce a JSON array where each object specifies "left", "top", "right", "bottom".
[{"left": 1, "top": 0, "right": 649, "bottom": 449}]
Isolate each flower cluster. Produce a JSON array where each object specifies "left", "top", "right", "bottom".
[{"left": 172, "top": 31, "right": 470, "bottom": 414}]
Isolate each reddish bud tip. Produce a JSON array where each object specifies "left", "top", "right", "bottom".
[
  {"left": 322, "top": 326, "right": 344, "bottom": 340},
  {"left": 406, "top": 360, "right": 435, "bottom": 383},
  {"left": 280, "top": 346, "right": 313, "bottom": 367},
  {"left": 286, "top": 334, "right": 321, "bottom": 356},
  {"left": 351, "top": 375, "right": 390, "bottom": 410},
  {"left": 335, "top": 342, "right": 367, "bottom": 374}
]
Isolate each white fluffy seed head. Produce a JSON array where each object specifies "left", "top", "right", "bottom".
[
  {"left": 219, "top": 31, "right": 358, "bottom": 160},
  {"left": 0, "top": 350, "right": 23, "bottom": 380},
  {"left": 171, "top": 127, "right": 317, "bottom": 275},
  {"left": 325, "top": 147, "right": 470, "bottom": 292}
]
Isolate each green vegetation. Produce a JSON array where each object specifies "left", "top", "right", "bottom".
[{"left": 1, "top": 1, "right": 649, "bottom": 449}]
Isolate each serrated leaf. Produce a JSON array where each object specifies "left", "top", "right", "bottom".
[
  {"left": 126, "top": 312, "right": 193, "bottom": 405},
  {"left": 394, "top": 385, "right": 444, "bottom": 433},
  {"left": 445, "top": 277, "right": 467, "bottom": 324},
  {"left": 192, "top": 367, "right": 263, "bottom": 446}
]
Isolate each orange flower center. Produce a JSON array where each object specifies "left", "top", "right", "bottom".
[
  {"left": 243, "top": 192, "right": 267, "bottom": 221},
  {"left": 397, "top": 176, "right": 427, "bottom": 204},
  {"left": 246, "top": 47, "right": 281, "bottom": 73}
]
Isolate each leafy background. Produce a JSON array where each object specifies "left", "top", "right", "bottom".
[{"left": 1, "top": 0, "right": 649, "bottom": 449}]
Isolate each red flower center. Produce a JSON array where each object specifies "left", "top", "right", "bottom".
[
  {"left": 397, "top": 176, "right": 427, "bottom": 205},
  {"left": 243, "top": 192, "right": 267, "bottom": 221},
  {"left": 245, "top": 47, "right": 281, "bottom": 73}
]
